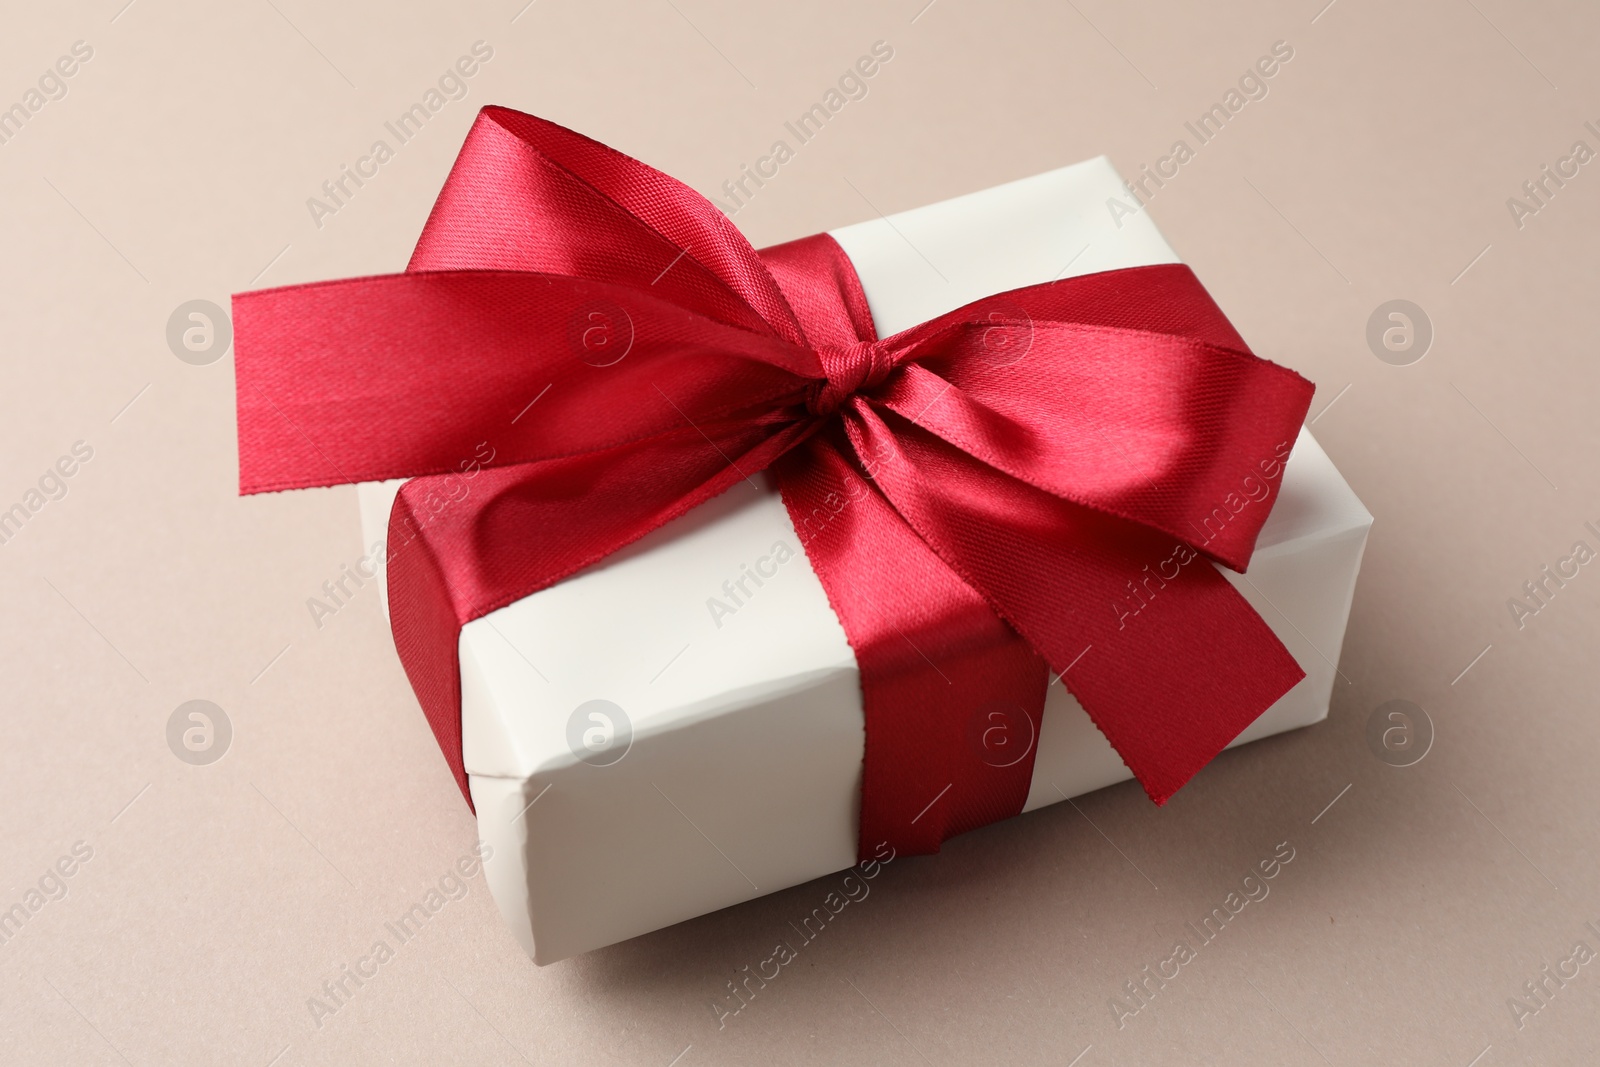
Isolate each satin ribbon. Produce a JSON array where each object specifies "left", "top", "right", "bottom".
[{"left": 234, "top": 106, "right": 1313, "bottom": 859}]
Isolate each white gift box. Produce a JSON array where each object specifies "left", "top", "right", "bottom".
[{"left": 357, "top": 157, "right": 1372, "bottom": 964}]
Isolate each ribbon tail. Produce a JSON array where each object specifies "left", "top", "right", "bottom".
[
  {"left": 848, "top": 405, "right": 1305, "bottom": 806},
  {"left": 775, "top": 428, "right": 1047, "bottom": 859},
  {"left": 233, "top": 271, "right": 817, "bottom": 494}
]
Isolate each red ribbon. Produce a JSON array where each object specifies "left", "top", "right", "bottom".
[{"left": 234, "top": 106, "right": 1312, "bottom": 860}]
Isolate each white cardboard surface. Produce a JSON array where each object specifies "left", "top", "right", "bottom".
[{"left": 357, "top": 157, "right": 1372, "bottom": 964}]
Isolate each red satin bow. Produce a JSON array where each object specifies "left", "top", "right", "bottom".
[{"left": 234, "top": 106, "right": 1313, "bottom": 860}]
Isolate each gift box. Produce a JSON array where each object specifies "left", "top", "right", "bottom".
[
  {"left": 236, "top": 109, "right": 1370, "bottom": 965},
  {"left": 361, "top": 156, "right": 1368, "bottom": 964}
]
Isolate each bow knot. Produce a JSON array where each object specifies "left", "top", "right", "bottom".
[{"left": 810, "top": 339, "right": 893, "bottom": 416}]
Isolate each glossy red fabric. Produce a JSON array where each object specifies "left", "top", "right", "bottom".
[{"left": 233, "top": 106, "right": 1313, "bottom": 859}]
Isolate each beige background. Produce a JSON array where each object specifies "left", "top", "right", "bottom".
[{"left": 2, "top": 0, "right": 1597, "bottom": 1063}]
